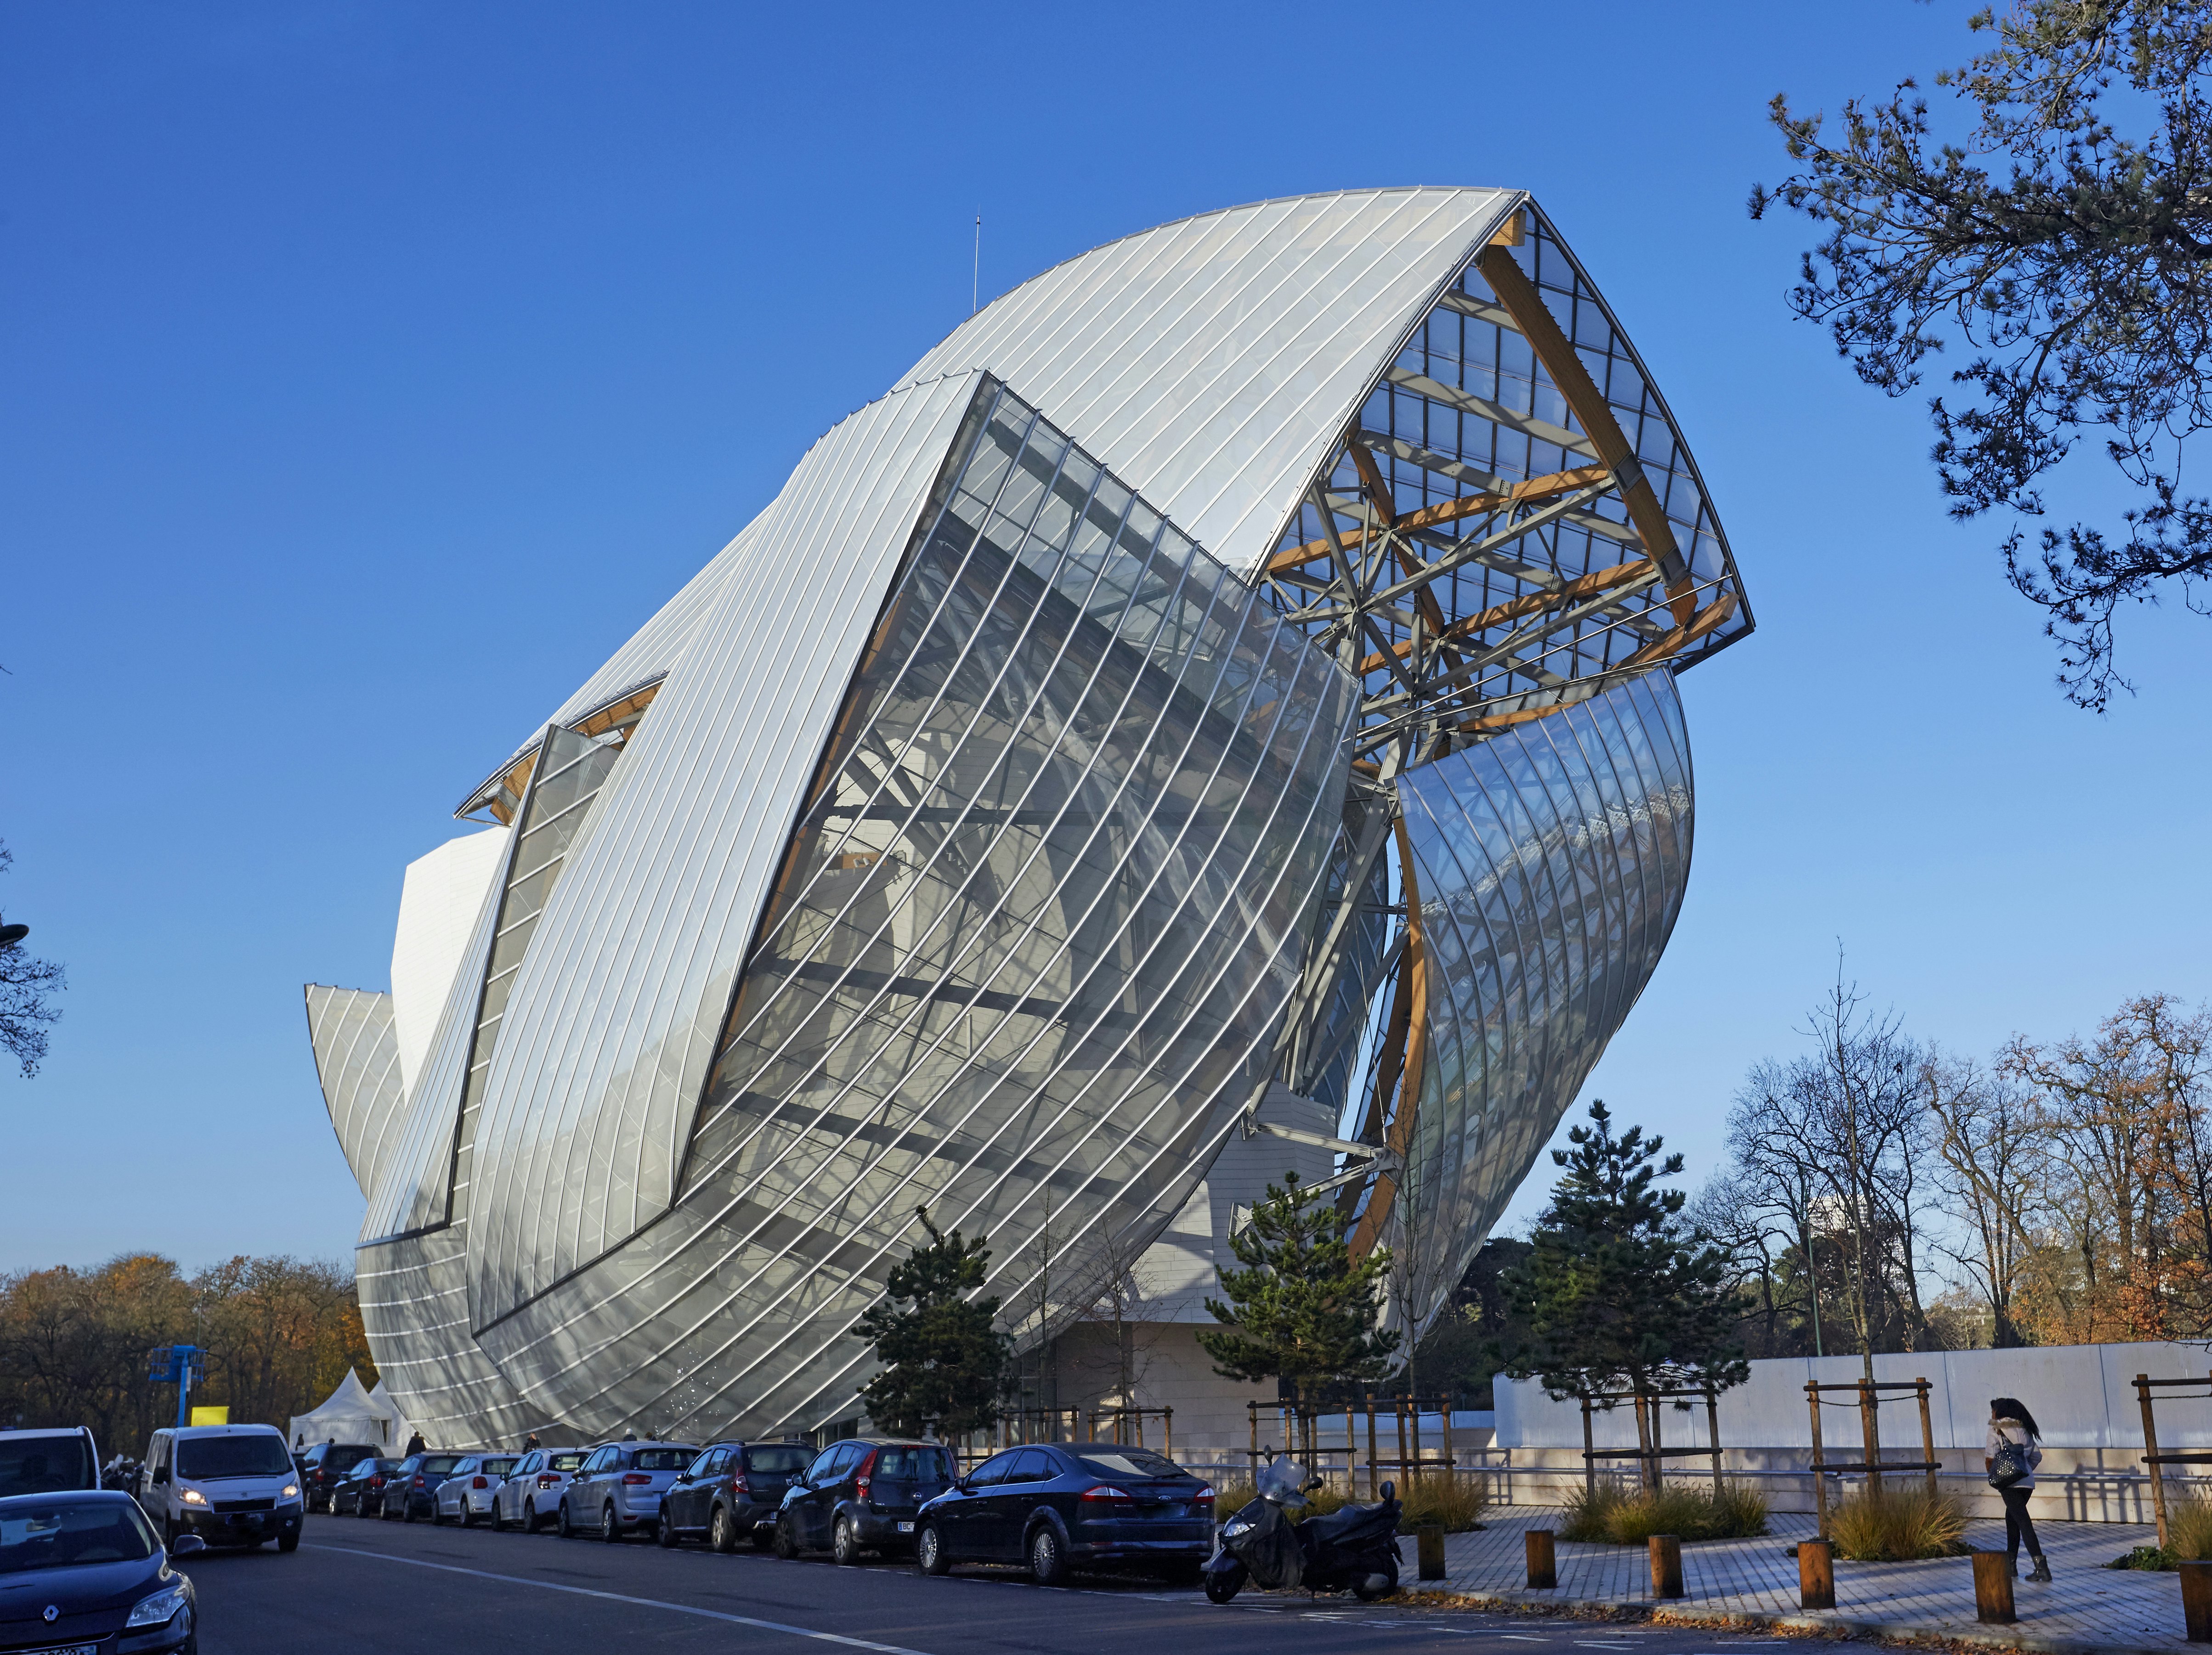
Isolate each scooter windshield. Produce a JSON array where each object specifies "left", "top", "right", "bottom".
[{"left": 1256, "top": 1456, "right": 1308, "bottom": 1507}]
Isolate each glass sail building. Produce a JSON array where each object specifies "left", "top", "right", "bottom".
[{"left": 306, "top": 188, "right": 1751, "bottom": 1447}]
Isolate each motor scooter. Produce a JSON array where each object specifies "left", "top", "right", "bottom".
[{"left": 1201, "top": 1455, "right": 1401, "bottom": 1603}]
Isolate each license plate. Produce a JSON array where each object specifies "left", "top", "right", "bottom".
[
  {"left": 23, "top": 1644, "right": 99, "bottom": 1655},
  {"left": 897, "top": 1521, "right": 915, "bottom": 1532}
]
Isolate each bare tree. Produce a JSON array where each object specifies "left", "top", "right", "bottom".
[
  {"left": 0, "top": 840, "right": 65, "bottom": 1078},
  {"left": 1923, "top": 1049, "right": 2044, "bottom": 1347}
]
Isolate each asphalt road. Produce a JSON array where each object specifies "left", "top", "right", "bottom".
[{"left": 177, "top": 1512, "right": 1845, "bottom": 1655}]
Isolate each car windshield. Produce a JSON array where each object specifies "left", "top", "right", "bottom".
[
  {"left": 0, "top": 1499, "right": 158, "bottom": 1573},
  {"left": 418, "top": 1456, "right": 465, "bottom": 1475},
  {"left": 176, "top": 1435, "right": 293, "bottom": 1480},
  {"left": 1067, "top": 1446, "right": 1183, "bottom": 1480},
  {"left": 546, "top": 1452, "right": 586, "bottom": 1472},
  {"left": 744, "top": 1446, "right": 809, "bottom": 1474},
  {"left": 480, "top": 1458, "right": 517, "bottom": 1475},
  {"left": 632, "top": 1449, "right": 691, "bottom": 1471},
  {"left": 0, "top": 1435, "right": 96, "bottom": 1498}
]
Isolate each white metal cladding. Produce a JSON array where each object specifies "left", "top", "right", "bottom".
[
  {"left": 1382, "top": 666, "right": 1693, "bottom": 1334},
  {"left": 466, "top": 379, "right": 1358, "bottom": 1439},
  {"left": 898, "top": 188, "right": 1519, "bottom": 576},
  {"left": 390, "top": 828, "right": 509, "bottom": 1098},
  {"left": 305, "top": 985, "right": 405, "bottom": 1199},
  {"left": 464, "top": 373, "right": 992, "bottom": 1326}
]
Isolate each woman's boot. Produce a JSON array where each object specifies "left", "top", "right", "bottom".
[{"left": 2027, "top": 1553, "right": 2052, "bottom": 1582}]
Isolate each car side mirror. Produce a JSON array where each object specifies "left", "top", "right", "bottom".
[
  {"left": 170, "top": 1535, "right": 207, "bottom": 1557},
  {"left": 152, "top": 1467, "right": 170, "bottom": 1485}
]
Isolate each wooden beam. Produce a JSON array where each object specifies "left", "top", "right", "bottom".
[
  {"left": 1452, "top": 591, "right": 1739, "bottom": 736},
  {"left": 1351, "top": 817, "right": 1426, "bottom": 1261},
  {"left": 1475, "top": 245, "right": 1696, "bottom": 625},
  {"left": 1353, "top": 558, "right": 1652, "bottom": 676},
  {"left": 1343, "top": 435, "right": 1397, "bottom": 527},
  {"left": 1265, "top": 464, "right": 1609, "bottom": 576}
]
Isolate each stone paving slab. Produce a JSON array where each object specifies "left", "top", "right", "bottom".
[{"left": 1432, "top": 1505, "right": 2186, "bottom": 1653}]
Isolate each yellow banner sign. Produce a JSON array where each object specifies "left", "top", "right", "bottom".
[{"left": 188, "top": 1406, "right": 229, "bottom": 1426}]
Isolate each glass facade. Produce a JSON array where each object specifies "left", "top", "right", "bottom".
[
  {"left": 470, "top": 378, "right": 1358, "bottom": 1439},
  {"left": 1381, "top": 667, "right": 1693, "bottom": 1329}
]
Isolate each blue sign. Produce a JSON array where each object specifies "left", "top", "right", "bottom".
[{"left": 147, "top": 1346, "right": 206, "bottom": 1385}]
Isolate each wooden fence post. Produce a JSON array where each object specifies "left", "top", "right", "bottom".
[
  {"left": 2141, "top": 1374, "right": 2172, "bottom": 1550},
  {"left": 1706, "top": 1387, "right": 1723, "bottom": 1494},
  {"left": 1417, "top": 1524, "right": 1446, "bottom": 1581},
  {"left": 1798, "top": 1537, "right": 1834, "bottom": 1610},
  {"left": 1410, "top": 1396, "right": 1425, "bottom": 1485},
  {"left": 1580, "top": 1393, "right": 1597, "bottom": 1500},
  {"left": 1917, "top": 1379, "right": 1939, "bottom": 1501},
  {"left": 1525, "top": 1528, "right": 1556, "bottom": 1590},
  {"left": 1971, "top": 1549, "right": 2016, "bottom": 1623},
  {"left": 1367, "top": 1393, "right": 1379, "bottom": 1499},
  {"left": 1396, "top": 1396, "right": 1409, "bottom": 1491},
  {"left": 1807, "top": 1382, "right": 1830, "bottom": 1543},
  {"left": 1859, "top": 1376, "right": 1884, "bottom": 1497},
  {"left": 1649, "top": 1533, "right": 1683, "bottom": 1599},
  {"left": 1247, "top": 1401, "right": 1259, "bottom": 1486}
]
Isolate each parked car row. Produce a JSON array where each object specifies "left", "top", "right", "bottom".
[{"left": 305, "top": 1431, "right": 1217, "bottom": 1586}]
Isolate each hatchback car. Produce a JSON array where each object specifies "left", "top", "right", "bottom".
[
  {"left": 0, "top": 1489, "right": 203, "bottom": 1654},
  {"left": 433, "top": 1456, "right": 518, "bottom": 1525},
  {"left": 377, "top": 1452, "right": 467, "bottom": 1521},
  {"left": 775, "top": 1438, "right": 956, "bottom": 1564},
  {"left": 297, "top": 1441, "right": 380, "bottom": 1512},
  {"left": 656, "top": 1440, "right": 813, "bottom": 1551},
  {"left": 333, "top": 1457, "right": 398, "bottom": 1517},
  {"left": 914, "top": 1442, "right": 1213, "bottom": 1584},
  {"left": 559, "top": 1442, "right": 698, "bottom": 1542},
  {"left": 490, "top": 1448, "right": 589, "bottom": 1532}
]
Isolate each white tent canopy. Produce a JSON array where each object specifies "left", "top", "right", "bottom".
[{"left": 288, "top": 1368, "right": 409, "bottom": 1452}]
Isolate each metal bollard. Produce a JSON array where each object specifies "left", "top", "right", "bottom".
[
  {"left": 1525, "top": 1528, "right": 1557, "bottom": 1590},
  {"left": 1417, "top": 1523, "right": 1446, "bottom": 1582},
  {"left": 2182, "top": 1560, "right": 2212, "bottom": 1642},
  {"left": 1971, "top": 1550, "right": 2016, "bottom": 1624},
  {"left": 1648, "top": 1533, "right": 1683, "bottom": 1600},
  {"left": 1797, "top": 1538, "right": 1834, "bottom": 1610}
]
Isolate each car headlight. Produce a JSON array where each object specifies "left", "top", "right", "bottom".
[
  {"left": 178, "top": 1488, "right": 207, "bottom": 1506},
  {"left": 281, "top": 1483, "right": 300, "bottom": 1500},
  {"left": 126, "top": 1580, "right": 190, "bottom": 1628}
]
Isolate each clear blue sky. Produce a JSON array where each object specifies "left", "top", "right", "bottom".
[{"left": 5, "top": 2, "right": 2206, "bottom": 1274}]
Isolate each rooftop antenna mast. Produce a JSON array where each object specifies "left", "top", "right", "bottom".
[{"left": 973, "top": 212, "right": 981, "bottom": 315}]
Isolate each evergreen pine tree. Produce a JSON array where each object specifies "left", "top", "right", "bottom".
[
  {"left": 1199, "top": 1173, "right": 1401, "bottom": 1453},
  {"left": 857, "top": 1208, "right": 1011, "bottom": 1439},
  {"left": 1495, "top": 1101, "right": 1748, "bottom": 1486}
]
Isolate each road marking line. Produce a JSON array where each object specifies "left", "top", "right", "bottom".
[{"left": 303, "top": 1544, "right": 934, "bottom": 1654}]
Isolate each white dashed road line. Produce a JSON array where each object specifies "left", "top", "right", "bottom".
[{"left": 304, "top": 1544, "right": 935, "bottom": 1655}]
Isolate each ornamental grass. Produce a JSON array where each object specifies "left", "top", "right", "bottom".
[
  {"left": 1558, "top": 1479, "right": 1769, "bottom": 1544},
  {"left": 1824, "top": 1483, "right": 1967, "bottom": 1561}
]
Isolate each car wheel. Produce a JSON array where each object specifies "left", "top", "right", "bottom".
[
  {"left": 278, "top": 1531, "right": 300, "bottom": 1553},
  {"left": 772, "top": 1515, "right": 799, "bottom": 1560},
  {"left": 1028, "top": 1523, "right": 1068, "bottom": 1587},
  {"left": 403, "top": 1498, "right": 419, "bottom": 1524},
  {"left": 656, "top": 1505, "right": 679, "bottom": 1548},
  {"left": 709, "top": 1504, "right": 736, "bottom": 1554},
  {"left": 524, "top": 1500, "right": 541, "bottom": 1535},
  {"left": 557, "top": 1500, "right": 576, "bottom": 1539},
  {"left": 832, "top": 1514, "right": 861, "bottom": 1567},
  {"left": 600, "top": 1504, "right": 620, "bottom": 1543},
  {"left": 914, "top": 1523, "right": 950, "bottom": 1576},
  {"left": 490, "top": 1502, "right": 507, "bottom": 1533}
]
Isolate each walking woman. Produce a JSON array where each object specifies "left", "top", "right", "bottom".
[{"left": 1986, "top": 1396, "right": 2048, "bottom": 1581}]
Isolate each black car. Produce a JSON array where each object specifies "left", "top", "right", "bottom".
[
  {"left": 298, "top": 1442, "right": 380, "bottom": 1513},
  {"left": 774, "top": 1439, "right": 956, "bottom": 1564},
  {"left": 656, "top": 1440, "right": 813, "bottom": 1551},
  {"left": 914, "top": 1443, "right": 1213, "bottom": 1584},
  {"left": 377, "top": 1453, "right": 467, "bottom": 1521},
  {"left": 332, "top": 1458, "right": 398, "bottom": 1517},
  {"left": 0, "top": 1489, "right": 204, "bottom": 1654}
]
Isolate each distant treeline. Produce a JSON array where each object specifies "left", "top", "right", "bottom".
[{"left": 0, "top": 1254, "right": 375, "bottom": 1454}]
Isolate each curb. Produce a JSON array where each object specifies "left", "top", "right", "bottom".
[{"left": 1412, "top": 1587, "right": 2179, "bottom": 1655}]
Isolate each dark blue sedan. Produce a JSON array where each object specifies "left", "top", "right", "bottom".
[
  {"left": 0, "top": 1488, "right": 204, "bottom": 1654},
  {"left": 913, "top": 1443, "right": 1213, "bottom": 1585}
]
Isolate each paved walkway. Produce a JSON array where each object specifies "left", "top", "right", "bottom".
[{"left": 1433, "top": 1505, "right": 2185, "bottom": 1652}]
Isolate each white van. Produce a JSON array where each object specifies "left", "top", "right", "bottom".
[{"left": 138, "top": 1423, "right": 303, "bottom": 1552}]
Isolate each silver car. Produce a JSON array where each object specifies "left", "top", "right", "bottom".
[
  {"left": 492, "top": 1448, "right": 589, "bottom": 1533},
  {"left": 433, "top": 1455, "right": 518, "bottom": 1526},
  {"left": 558, "top": 1442, "right": 698, "bottom": 1542}
]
